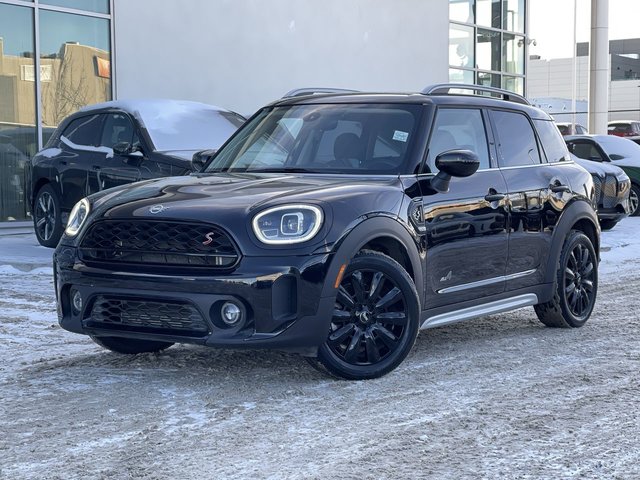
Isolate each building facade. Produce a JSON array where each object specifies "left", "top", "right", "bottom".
[{"left": 1, "top": 0, "right": 531, "bottom": 222}]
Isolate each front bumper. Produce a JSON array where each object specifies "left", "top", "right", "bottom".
[
  {"left": 54, "top": 245, "right": 336, "bottom": 354},
  {"left": 596, "top": 196, "right": 630, "bottom": 223}
]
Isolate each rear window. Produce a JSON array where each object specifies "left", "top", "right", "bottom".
[
  {"left": 534, "top": 120, "right": 570, "bottom": 163},
  {"left": 492, "top": 110, "right": 541, "bottom": 167}
]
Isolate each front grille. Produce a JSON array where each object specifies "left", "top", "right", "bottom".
[
  {"left": 592, "top": 175, "right": 603, "bottom": 206},
  {"left": 86, "top": 296, "right": 209, "bottom": 337},
  {"left": 79, "top": 220, "right": 239, "bottom": 269},
  {"left": 602, "top": 175, "right": 618, "bottom": 209}
]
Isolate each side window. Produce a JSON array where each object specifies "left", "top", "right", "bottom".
[
  {"left": 61, "top": 115, "right": 102, "bottom": 147},
  {"left": 533, "top": 119, "right": 570, "bottom": 163},
  {"left": 427, "top": 108, "right": 490, "bottom": 171},
  {"left": 567, "top": 141, "right": 603, "bottom": 161},
  {"left": 492, "top": 110, "right": 542, "bottom": 167},
  {"left": 100, "top": 113, "right": 138, "bottom": 149}
]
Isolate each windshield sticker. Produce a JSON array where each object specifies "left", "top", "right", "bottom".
[{"left": 393, "top": 130, "right": 409, "bottom": 142}]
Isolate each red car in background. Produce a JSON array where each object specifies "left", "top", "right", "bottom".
[{"left": 608, "top": 120, "right": 640, "bottom": 145}]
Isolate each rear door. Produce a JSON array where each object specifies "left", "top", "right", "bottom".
[
  {"left": 421, "top": 107, "right": 509, "bottom": 308},
  {"left": 492, "top": 111, "right": 571, "bottom": 291}
]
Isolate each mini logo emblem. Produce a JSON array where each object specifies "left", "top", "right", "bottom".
[
  {"left": 149, "top": 204, "right": 168, "bottom": 214},
  {"left": 203, "top": 232, "right": 216, "bottom": 245}
]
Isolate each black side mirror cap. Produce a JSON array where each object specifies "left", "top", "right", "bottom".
[
  {"left": 192, "top": 149, "right": 217, "bottom": 172},
  {"left": 431, "top": 150, "right": 480, "bottom": 192},
  {"left": 113, "top": 142, "right": 133, "bottom": 156}
]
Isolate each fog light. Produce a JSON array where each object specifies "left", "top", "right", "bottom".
[
  {"left": 71, "top": 289, "right": 83, "bottom": 314},
  {"left": 221, "top": 302, "right": 242, "bottom": 326}
]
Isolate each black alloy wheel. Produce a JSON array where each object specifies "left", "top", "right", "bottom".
[
  {"left": 535, "top": 230, "right": 598, "bottom": 328},
  {"left": 629, "top": 184, "right": 640, "bottom": 216},
  {"left": 309, "top": 251, "right": 419, "bottom": 380},
  {"left": 33, "top": 184, "right": 63, "bottom": 248},
  {"left": 563, "top": 241, "right": 596, "bottom": 320}
]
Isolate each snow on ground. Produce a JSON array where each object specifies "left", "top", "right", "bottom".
[{"left": 0, "top": 220, "right": 639, "bottom": 479}]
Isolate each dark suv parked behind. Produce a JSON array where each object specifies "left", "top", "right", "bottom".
[
  {"left": 28, "top": 99, "right": 245, "bottom": 247},
  {"left": 54, "top": 85, "right": 599, "bottom": 380}
]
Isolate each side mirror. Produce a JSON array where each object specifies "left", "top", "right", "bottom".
[
  {"left": 192, "top": 149, "right": 217, "bottom": 172},
  {"left": 113, "top": 141, "right": 133, "bottom": 156},
  {"left": 431, "top": 150, "right": 480, "bottom": 193}
]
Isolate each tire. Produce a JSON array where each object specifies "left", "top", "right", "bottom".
[
  {"left": 534, "top": 230, "right": 598, "bottom": 328},
  {"left": 307, "top": 250, "right": 420, "bottom": 380},
  {"left": 33, "top": 184, "right": 63, "bottom": 248},
  {"left": 599, "top": 219, "right": 618, "bottom": 231},
  {"left": 629, "top": 184, "right": 640, "bottom": 217},
  {"left": 90, "top": 336, "right": 174, "bottom": 354}
]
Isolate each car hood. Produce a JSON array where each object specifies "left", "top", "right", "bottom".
[
  {"left": 90, "top": 172, "right": 402, "bottom": 222},
  {"left": 574, "top": 157, "right": 628, "bottom": 179}
]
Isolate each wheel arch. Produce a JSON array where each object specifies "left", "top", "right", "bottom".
[
  {"left": 32, "top": 179, "right": 59, "bottom": 208},
  {"left": 320, "top": 216, "right": 424, "bottom": 308},
  {"left": 544, "top": 199, "right": 600, "bottom": 284}
]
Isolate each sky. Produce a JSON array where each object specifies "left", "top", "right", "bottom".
[{"left": 529, "top": 0, "right": 639, "bottom": 60}]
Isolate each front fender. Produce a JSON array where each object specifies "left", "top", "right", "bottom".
[{"left": 320, "top": 216, "right": 424, "bottom": 308}]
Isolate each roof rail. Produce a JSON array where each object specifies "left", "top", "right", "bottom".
[
  {"left": 282, "top": 87, "right": 360, "bottom": 98},
  {"left": 421, "top": 83, "right": 530, "bottom": 106}
]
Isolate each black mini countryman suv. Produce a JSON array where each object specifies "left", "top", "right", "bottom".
[{"left": 54, "top": 85, "right": 600, "bottom": 380}]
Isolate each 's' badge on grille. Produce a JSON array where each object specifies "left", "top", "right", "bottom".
[{"left": 203, "top": 232, "right": 216, "bottom": 245}]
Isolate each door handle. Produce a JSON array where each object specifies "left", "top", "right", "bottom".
[
  {"left": 484, "top": 193, "right": 506, "bottom": 202},
  {"left": 92, "top": 165, "right": 101, "bottom": 171},
  {"left": 58, "top": 160, "right": 67, "bottom": 165},
  {"left": 550, "top": 184, "right": 570, "bottom": 193}
]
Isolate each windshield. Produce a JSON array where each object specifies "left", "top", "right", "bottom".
[
  {"left": 204, "top": 103, "right": 423, "bottom": 175},
  {"left": 138, "top": 102, "right": 245, "bottom": 152},
  {"left": 597, "top": 136, "right": 640, "bottom": 159}
]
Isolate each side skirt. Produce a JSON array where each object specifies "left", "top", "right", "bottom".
[{"left": 420, "top": 293, "right": 539, "bottom": 330}]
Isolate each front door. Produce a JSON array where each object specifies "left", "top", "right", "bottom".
[
  {"left": 56, "top": 114, "right": 104, "bottom": 211},
  {"left": 91, "top": 112, "right": 144, "bottom": 192},
  {"left": 421, "top": 107, "right": 509, "bottom": 308}
]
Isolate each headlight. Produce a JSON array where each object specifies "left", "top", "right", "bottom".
[
  {"left": 65, "top": 198, "right": 90, "bottom": 237},
  {"left": 252, "top": 204, "right": 323, "bottom": 244}
]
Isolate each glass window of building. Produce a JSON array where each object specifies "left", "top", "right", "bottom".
[
  {"left": 503, "top": 0, "right": 525, "bottom": 33},
  {"left": 477, "top": 29, "right": 501, "bottom": 72},
  {"left": 0, "top": 0, "right": 112, "bottom": 222},
  {"left": 449, "top": 0, "right": 474, "bottom": 24},
  {"left": 503, "top": 33, "right": 525, "bottom": 74},
  {"left": 449, "top": 68, "right": 475, "bottom": 85},
  {"left": 449, "top": 0, "right": 527, "bottom": 96},
  {"left": 476, "top": 0, "right": 501, "bottom": 29},
  {"left": 40, "top": 0, "right": 109, "bottom": 15},
  {"left": 0, "top": 4, "right": 37, "bottom": 221},
  {"left": 449, "top": 24, "right": 474, "bottom": 69},
  {"left": 39, "top": 10, "right": 111, "bottom": 127}
]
